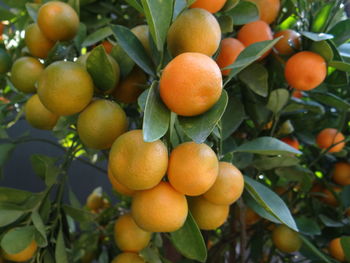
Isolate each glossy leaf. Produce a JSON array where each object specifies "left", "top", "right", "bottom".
[
  {"left": 30, "top": 154, "right": 60, "bottom": 186},
  {"left": 226, "top": 0, "right": 259, "bottom": 25},
  {"left": 234, "top": 137, "right": 302, "bottom": 155},
  {"left": 275, "top": 166, "right": 313, "bottom": 192},
  {"left": 218, "top": 15, "right": 234, "bottom": 33},
  {"left": 0, "top": 210, "right": 24, "bottom": 227},
  {"left": 124, "top": 0, "right": 144, "bottom": 13},
  {"left": 1, "top": 226, "right": 35, "bottom": 254},
  {"left": 63, "top": 205, "right": 94, "bottom": 223},
  {"left": 244, "top": 176, "right": 298, "bottom": 231},
  {"left": 0, "top": 187, "right": 34, "bottom": 204},
  {"left": 296, "top": 216, "right": 321, "bottom": 236},
  {"left": 329, "top": 61, "right": 350, "bottom": 72},
  {"left": 32, "top": 211, "right": 48, "bottom": 247},
  {"left": 82, "top": 27, "right": 113, "bottom": 47},
  {"left": 170, "top": 212, "right": 207, "bottom": 262},
  {"left": 143, "top": 82, "right": 170, "bottom": 142},
  {"left": 55, "top": 227, "right": 68, "bottom": 263},
  {"left": 173, "top": 0, "right": 187, "bottom": 21},
  {"left": 267, "top": 89, "right": 289, "bottom": 114},
  {"left": 301, "top": 32, "right": 333, "bottom": 41},
  {"left": 110, "top": 25, "right": 155, "bottom": 76},
  {"left": 341, "top": 236, "right": 350, "bottom": 261},
  {"left": 310, "top": 40, "right": 334, "bottom": 62},
  {"left": 253, "top": 155, "right": 300, "bottom": 170},
  {"left": 25, "top": 3, "right": 40, "bottom": 22},
  {"left": 328, "top": 19, "right": 350, "bottom": 46},
  {"left": 178, "top": 90, "right": 228, "bottom": 144},
  {"left": 110, "top": 44, "right": 135, "bottom": 78},
  {"left": 239, "top": 63, "right": 268, "bottom": 97},
  {"left": 300, "top": 236, "right": 333, "bottom": 263},
  {"left": 311, "top": 3, "right": 333, "bottom": 33},
  {"left": 222, "top": 0, "right": 240, "bottom": 11},
  {"left": 309, "top": 92, "right": 350, "bottom": 111}
]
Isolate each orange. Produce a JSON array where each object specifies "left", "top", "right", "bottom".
[
  {"left": 329, "top": 238, "right": 345, "bottom": 262},
  {"left": 237, "top": 20, "right": 273, "bottom": 59},
  {"left": 86, "top": 191, "right": 104, "bottom": 212},
  {"left": 189, "top": 196, "right": 229, "bottom": 230},
  {"left": 131, "top": 182, "right": 188, "bottom": 232},
  {"left": 248, "top": 0, "right": 280, "bottom": 24},
  {"left": 109, "top": 129, "right": 168, "bottom": 190},
  {"left": 77, "top": 99, "right": 127, "bottom": 149},
  {"left": 167, "top": 8, "right": 221, "bottom": 57},
  {"left": 25, "top": 23, "right": 56, "bottom": 59},
  {"left": 0, "top": 22, "right": 4, "bottom": 36},
  {"left": 168, "top": 142, "right": 219, "bottom": 196},
  {"left": 111, "top": 253, "right": 145, "bottom": 263},
  {"left": 25, "top": 94, "right": 59, "bottom": 130},
  {"left": 280, "top": 137, "right": 299, "bottom": 150},
  {"left": 0, "top": 48, "right": 11, "bottom": 74},
  {"left": 190, "top": 0, "right": 227, "bottom": 13},
  {"left": 38, "top": 61, "right": 94, "bottom": 116},
  {"left": 108, "top": 166, "right": 135, "bottom": 196},
  {"left": 131, "top": 25, "right": 151, "bottom": 56},
  {"left": 160, "top": 52, "right": 222, "bottom": 116},
  {"left": 274, "top": 29, "right": 301, "bottom": 55},
  {"left": 203, "top": 162, "right": 244, "bottom": 205},
  {"left": 292, "top": 90, "right": 303, "bottom": 99},
  {"left": 37, "top": 1, "right": 79, "bottom": 41},
  {"left": 3, "top": 240, "right": 37, "bottom": 262},
  {"left": 322, "top": 186, "right": 341, "bottom": 207},
  {"left": 215, "top": 38, "right": 245, "bottom": 76},
  {"left": 316, "top": 128, "right": 345, "bottom": 153},
  {"left": 285, "top": 51, "right": 327, "bottom": 91},
  {"left": 333, "top": 162, "right": 350, "bottom": 186},
  {"left": 245, "top": 207, "right": 261, "bottom": 226},
  {"left": 114, "top": 213, "right": 152, "bottom": 252},
  {"left": 113, "top": 67, "right": 147, "bottom": 104},
  {"left": 11, "top": 57, "right": 43, "bottom": 93},
  {"left": 101, "top": 40, "right": 113, "bottom": 54},
  {"left": 272, "top": 225, "right": 302, "bottom": 253}
]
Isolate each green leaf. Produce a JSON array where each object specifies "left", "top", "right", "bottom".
[
  {"left": 0, "top": 7, "right": 16, "bottom": 20},
  {"left": 0, "top": 210, "right": 24, "bottom": 227},
  {"left": 328, "top": 19, "right": 350, "bottom": 46},
  {"left": 55, "top": 226, "right": 68, "bottom": 263},
  {"left": 239, "top": 63, "right": 268, "bottom": 97},
  {"left": 222, "top": 0, "right": 240, "bottom": 11},
  {"left": 296, "top": 216, "right": 321, "bottom": 236},
  {"left": 341, "top": 236, "right": 350, "bottom": 261},
  {"left": 226, "top": 0, "right": 259, "bottom": 25},
  {"left": 253, "top": 155, "right": 300, "bottom": 170},
  {"left": 141, "top": 0, "right": 173, "bottom": 51},
  {"left": 30, "top": 154, "right": 60, "bottom": 186},
  {"left": 319, "top": 214, "right": 343, "bottom": 227},
  {"left": 224, "top": 38, "right": 281, "bottom": 85},
  {"left": 301, "top": 32, "right": 333, "bottom": 41},
  {"left": 67, "top": 0, "right": 80, "bottom": 15},
  {"left": 283, "top": 98, "right": 325, "bottom": 115},
  {"left": 299, "top": 236, "right": 333, "bottom": 263},
  {"left": 0, "top": 187, "right": 34, "bottom": 204},
  {"left": 173, "top": 0, "right": 187, "bottom": 21},
  {"left": 140, "top": 247, "right": 162, "bottom": 263},
  {"left": 310, "top": 40, "right": 334, "bottom": 62},
  {"left": 267, "top": 89, "right": 289, "bottom": 114},
  {"left": 25, "top": 3, "right": 40, "bottom": 22},
  {"left": 110, "top": 44, "right": 135, "bottom": 78},
  {"left": 32, "top": 211, "right": 48, "bottom": 247},
  {"left": 1, "top": 226, "right": 35, "bottom": 254},
  {"left": 142, "top": 82, "right": 170, "bottom": 142},
  {"left": 82, "top": 27, "right": 113, "bottom": 47},
  {"left": 86, "top": 45, "right": 119, "bottom": 91},
  {"left": 218, "top": 15, "right": 234, "bottom": 33},
  {"left": 329, "top": 61, "right": 350, "bottom": 72},
  {"left": 178, "top": 90, "right": 228, "bottom": 144},
  {"left": 68, "top": 187, "right": 82, "bottom": 209},
  {"left": 170, "top": 212, "right": 207, "bottom": 263},
  {"left": 124, "top": 0, "right": 144, "bottom": 13},
  {"left": 309, "top": 92, "right": 350, "bottom": 111},
  {"left": 234, "top": 137, "right": 302, "bottom": 155},
  {"left": 63, "top": 205, "right": 94, "bottom": 223},
  {"left": 221, "top": 96, "right": 247, "bottom": 140},
  {"left": 110, "top": 25, "right": 155, "bottom": 76},
  {"left": 0, "top": 143, "right": 15, "bottom": 169},
  {"left": 244, "top": 176, "right": 298, "bottom": 231},
  {"left": 311, "top": 3, "right": 333, "bottom": 33},
  {"left": 275, "top": 166, "right": 313, "bottom": 192}
]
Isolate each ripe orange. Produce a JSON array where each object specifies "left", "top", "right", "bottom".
[
  {"left": 131, "top": 182, "right": 188, "bottom": 232},
  {"left": 113, "top": 67, "right": 147, "bottom": 104},
  {"left": 114, "top": 213, "right": 152, "bottom": 252},
  {"left": 86, "top": 191, "right": 104, "bottom": 212},
  {"left": 215, "top": 38, "right": 245, "bottom": 76},
  {"left": 77, "top": 99, "right": 127, "bottom": 149},
  {"left": 285, "top": 51, "right": 327, "bottom": 91},
  {"left": 0, "top": 48, "right": 11, "bottom": 74},
  {"left": 280, "top": 137, "right": 299, "bottom": 150},
  {"left": 37, "top": 61, "right": 94, "bottom": 116},
  {"left": 109, "top": 129, "right": 168, "bottom": 190},
  {"left": 111, "top": 253, "right": 145, "bottom": 263},
  {"left": 168, "top": 142, "right": 219, "bottom": 196},
  {"left": 316, "top": 128, "right": 345, "bottom": 153},
  {"left": 237, "top": 20, "right": 273, "bottom": 59},
  {"left": 272, "top": 225, "right": 301, "bottom": 253},
  {"left": 292, "top": 90, "right": 303, "bottom": 99},
  {"left": 329, "top": 238, "right": 345, "bottom": 262},
  {"left": 3, "top": 240, "right": 37, "bottom": 262},
  {"left": 25, "top": 23, "right": 56, "bottom": 59},
  {"left": 131, "top": 25, "right": 151, "bottom": 56},
  {"left": 333, "top": 162, "right": 350, "bottom": 186},
  {"left": 101, "top": 40, "right": 113, "bottom": 54},
  {"left": 190, "top": 0, "right": 227, "bottom": 13},
  {"left": 37, "top": 1, "right": 79, "bottom": 41},
  {"left": 25, "top": 94, "right": 59, "bottom": 130},
  {"left": 0, "top": 22, "right": 4, "bottom": 36},
  {"left": 11, "top": 57, "right": 44, "bottom": 94},
  {"left": 108, "top": 166, "right": 135, "bottom": 196},
  {"left": 189, "top": 196, "right": 229, "bottom": 230},
  {"left": 248, "top": 0, "right": 280, "bottom": 24},
  {"left": 245, "top": 207, "right": 261, "bottom": 226},
  {"left": 160, "top": 52, "right": 222, "bottom": 116},
  {"left": 273, "top": 29, "right": 301, "bottom": 55},
  {"left": 203, "top": 162, "right": 244, "bottom": 205},
  {"left": 322, "top": 186, "right": 341, "bottom": 207},
  {"left": 167, "top": 8, "right": 221, "bottom": 57}
]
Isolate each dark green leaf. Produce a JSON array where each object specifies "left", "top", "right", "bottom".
[
  {"left": 275, "top": 166, "right": 313, "bottom": 192},
  {"left": 222, "top": 0, "right": 240, "bottom": 11},
  {"left": 141, "top": 0, "right": 173, "bottom": 51},
  {"left": 340, "top": 186, "right": 350, "bottom": 207},
  {"left": 309, "top": 92, "right": 350, "bottom": 111},
  {"left": 296, "top": 216, "right": 321, "bottom": 236},
  {"left": 0, "top": 7, "right": 16, "bottom": 20},
  {"left": 110, "top": 25, "right": 155, "bottom": 76},
  {"left": 301, "top": 32, "right": 333, "bottom": 41},
  {"left": 170, "top": 212, "right": 207, "bottom": 263},
  {"left": 0, "top": 143, "right": 15, "bottom": 168},
  {"left": 0, "top": 187, "right": 33, "bottom": 204},
  {"left": 328, "top": 19, "right": 350, "bottom": 46},
  {"left": 0, "top": 210, "right": 24, "bottom": 227},
  {"left": 67, "top": 0, "right": 80, "bottom": 15},
  {"left": 226, "top": 0, "right": 259, "bottom": 25},
  {"left": 143, "top": 82, "right": 170, "bottom": 142},
  {"left": 244, "top": 192, "right": 280, "bottom": 223},
  {"left": 239, "top": 63, "right": 268, "bottom": 97},
  {"left": 110, "top": 44, "right": 135, "bottom": 78},
  {"left": 68, "top": 187, "right": 82, "bottom": 209},
  {"left": 218, "top": 15, "right": 234, "bottom": 33},
  {"left": 140, "top": 247, "right": 162, "bottom": 263},
  {"left": 178, "top": 90, "right": 228, "bottom": 144},
  {"left": 55, "top": 226, "right": 68, "bottom": 263},
  {"left": 32, "top": 211, "right": 48, "bottom": 247},
  {"left": 319, "top": 214, "right": 344, "bottom": 227},
  {"left": 310, "top": 40, "right": 334, "bottom": 62},
  {"left": 30, "top": 154, "right": 60, "bottom": 186},
  {"left": 329, "top": 61, "right": 350, "bottom": 72},
  {"left": 1, "top": 226, "right": 35, "bottom": 254},
  {"left": 283, "top": 98, "right": 325, "bottom": 115},
  {"left": 341, "top": 236, "right": 350, "bottom": 261},
  {"left": 63, "top": 205, "right": 94, "bottom": 223},
  {"left": 82, "top": 27, "right": 113, "bottom": 47},
  {"left": 311, "top": 4, "right": 333, "bottom": 33},
  {"left": 138, "top": 88, "right": 150, "bottom": 111},
  {"left": 25, "top": 3, "right": 40, "bottom": 22},
  {"left": 267, "top": 89, "right": 289, "bottom": 114},
  {"left": 244, "top": 176, "right": 298, "bottom": 231},
  {"left": 253, "top": 155, "right": 300, "bottom": 170},
  {"left": 124, "top": 0, "right": 144, "bottom": 13},
  {"left": 234, "top": 137, "right": 302, "bottom": 155},
  {"left": 300, "top": 236, "right": 333, "bottom": 263}
]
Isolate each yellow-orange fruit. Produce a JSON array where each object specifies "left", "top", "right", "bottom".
[
  {"left": 190, "top": 0, "right": 227, "bottom": 13},
  {"left": 274, "top": 29, "right": 301, "bottom": 55},
  {"left": 272, "top": 225, "right": 302, "bottom": 253},
  {"left": 280, "top": 137, "right": 300, "bottom": 150},
  {"left": 25, "top": 23, "right": 56, "bottom": 59},
  {"left": 167, "top": 8, "right": 221, "bottom": 57},
  {"left": 248, "top": 0, "right": 280, "bottom": 24},
  {"left": 131, "top": 182, "right": 188, "bottom": 232},
  {"left": 316, "top": 128, "right": 345, "bottom": 153},
  {"left": 329, "top": 238, "right": 345, "bottom": 262},
  {"left": 3, "top": 240, "right": 37, "bottom": 262},
  {"left": 114, "top": 213, "right": 152, "bottom": 252},
  {"left": 333, "top": 162, "right": 350, "bottom": 186},
  {"left": 160, "top": 52, "right": 222, "bottom": 116},
  {"left": 101, "top": 40, "right": 113, "bottom": 54},
  {"left": 111, "top": 253, "right": 145, "bottom": 263},
  {"left": 86, "top": 192, "right": 104, "bottom": 211},
  {"left": 108, "top": 166, "right": 135, "bottom": 196}
]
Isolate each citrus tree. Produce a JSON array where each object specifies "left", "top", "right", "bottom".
[{"left": 0, "top": 0, "right": 350, "bottom": 262}]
